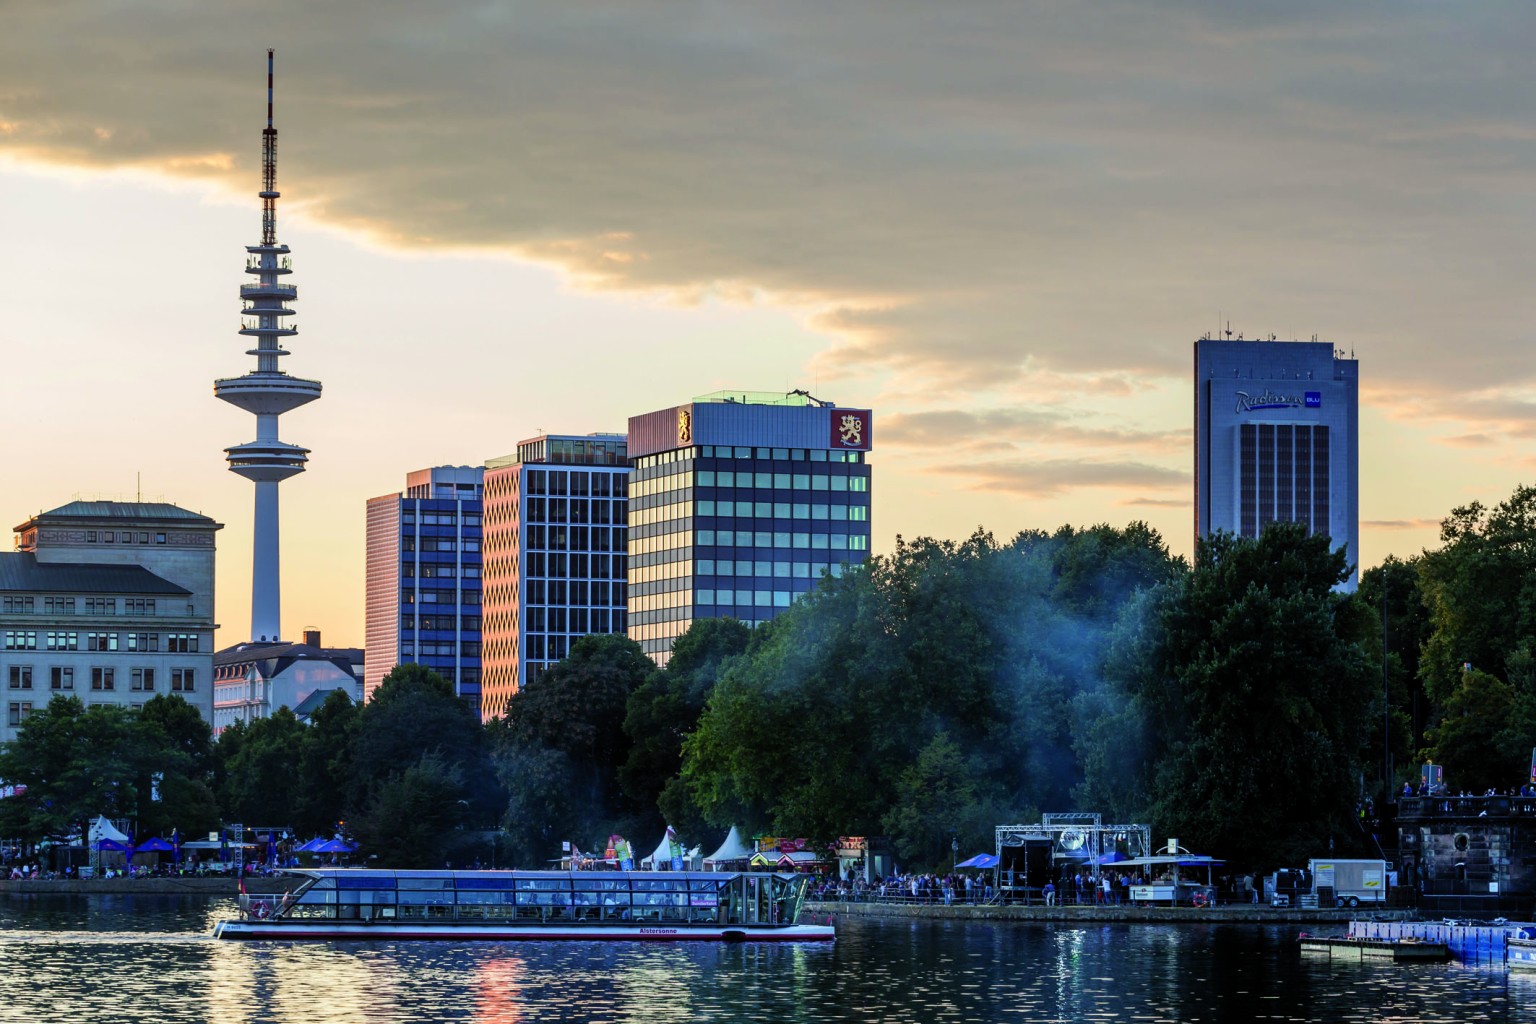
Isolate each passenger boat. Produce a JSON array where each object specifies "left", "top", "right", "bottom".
[
  {"left": 1508, "top": 932, "right": 1536, "bottom": 970},
  {"left": 212, "top": 868, "right": 835, "bottom": 942}
]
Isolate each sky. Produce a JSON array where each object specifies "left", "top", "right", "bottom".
[{"left": 2, "top": 1, "right": 1533, "bottom": 648}]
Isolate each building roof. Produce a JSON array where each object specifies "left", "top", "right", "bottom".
[
  {"left": 214, "top": 640, "right": 363, "bottom": 680},
  {"left": 291, "top": 687, "right": 352, "bottom": 719},
  {"left": 34, "top": 501, "right": 218, "bottom": 522},
  {"left": 0, "top": 552, "right": 191, "bottom": 596}
]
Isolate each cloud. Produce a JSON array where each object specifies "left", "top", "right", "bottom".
[
  {"left": 1438, "top": 433, "right": 1498, "bottom": 448},
  {"left": 5, "top": 0, "right": 1536, "bottom": 397},
  {"left": 882, "top": 408, "right": 1184, "bottom": 452},
  {"left": 934, "top": 458, "right": 1189, "bottom": 498},
  {"left": 1362, "top": 518, "right": 1442, "bottom": 531},
  {"left": 1119, "top": 496, "right": 1191, "bottom": 508}
]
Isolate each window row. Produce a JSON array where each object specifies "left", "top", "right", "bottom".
[
  {"left": 81, "top": 530, "right": 169, "bottom": 545},
  {"left": 695, "top": 501, "right": 867, "bottom": 521},
  {"left": 525, "top": 580, "right": 626, "bottom": 606},
  {"left": 1, "top": 596, "right": 162, "bottom": 616},
  {"left": 521, "top": 498, "right": 624, "bottom": 526},
  {"left": 524, "top": 553, "right": 624, "bottom": 580},
  {"left": 3, "top": 631, "right": 196, "bottom": 653},
  {"left": 402, "top": 591, "right": 483, "bottom": 606},
  {"left": 523, "top": 470, "right": 629, "bottom": 498},
  {"left": 524, "top": 525, "right": 626, "bottom": 552},
  {"left": 402, "top": 564, "right": 484, "bottom": 579},
  {"left": 403, "top": 616, "right": 483, "bottom": 631},
  {"left": 524, "top": 607, "right": 625, "bottom": 639},
  {"left": 402, "top": 642, "right": 481, "bottom": 658},
  {"left": 6, "top": 666, "right": 195, "bottom": 692},
  {"left": 401, "top": 512, "right": 483, "bottom": 527},
  {"left": 696, "top": 560, "right": 847, "bottom": 578},
  {"left": 402, "top": 538, "right": 481, "bottom": 554}
]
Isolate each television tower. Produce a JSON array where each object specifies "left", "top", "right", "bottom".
[{"left": 214, "top": 49, "right": 321, "bottom": 642}]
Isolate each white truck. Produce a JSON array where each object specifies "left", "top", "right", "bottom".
[{"left": 1309, "top": 858, "right": 1388, "bottom": 908}]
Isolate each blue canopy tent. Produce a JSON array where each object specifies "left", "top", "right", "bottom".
[
  {"left": 294, "top": 838, "right": 327, "bottom": 854},
  {"left": 956, "top": 853, "right": 999, "bottom": 869},
  {"left": 92, "top": 839, "right": 130, "bottom": 853},
  {"left": 312, "top": 839, "right": 357, "bottom": 854},
  {"left": 135, "top": 837, "right": 175, "bottom": 853}
]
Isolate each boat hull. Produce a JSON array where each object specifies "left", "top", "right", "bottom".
[
  {"left": 1510, "top": 938, "right": 1536, "bottom": 970},
  {"left": 213, "top": 919, "right": 835, "bottom": 942}
]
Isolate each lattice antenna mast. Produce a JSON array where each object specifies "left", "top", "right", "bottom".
[{"left": 261, "top": 48, "right": 278, "bottom": 246}]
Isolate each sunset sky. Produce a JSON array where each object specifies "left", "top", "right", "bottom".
[{"left": 3, "top": 2, "right": 1533, "bottom": 648}]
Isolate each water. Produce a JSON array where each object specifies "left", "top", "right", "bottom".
[{"left": 2, "top": 895, "right": 1533, "bottom": 1023}]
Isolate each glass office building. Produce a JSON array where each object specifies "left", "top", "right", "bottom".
[
  {"left": 481, "top": 434, "right": 630, "bottom": 719},
  {"left": 627, "top": 391, "right": 873, "bottom": 664},
  {"left": 363, "top": 467, "right": 484, "bottom": 712},
  {"left": 1194, "top": 337, "right": 1359, "bottom": 588}
]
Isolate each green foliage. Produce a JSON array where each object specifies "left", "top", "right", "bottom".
[
  {"left": 1109, "top": 525, "right": 1377, "bottom": 869},
  {"left": 350, "top": 663, "right": 491, "bottom": 819},
  {"left": 682, "top": 524, "right": 1182, "bottom": 869},
  {"left": 349, "top": 753, "right": 467, "bottom": 867},
  {"left": 492, "top": 634, "right": 653, "bottom": 864},
  {"left": 291, "top": 689, "right": 358, "bottom": 837},
  {"left": 0, "top": 697, "right": 184, "bottom": 842},
  {"left": 1418, "top": 487, "right": 1536, "bottom": 708},
  {"left": 1424, "top": 668, "right": 1536, "bottom": 791},
  {"left": 620, "top": 617, "right": 750, "bottom": 847},
  {"left": 216, "top": 707, "right": 308, "bottom": 826}
]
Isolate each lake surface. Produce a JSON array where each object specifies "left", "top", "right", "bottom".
[{"left": 1, "top": 895, "right": 1531, "bottom": 1023}]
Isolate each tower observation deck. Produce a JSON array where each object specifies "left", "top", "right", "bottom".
[{"left": 214, "top": 49, "right": 321, "bottom": 642}]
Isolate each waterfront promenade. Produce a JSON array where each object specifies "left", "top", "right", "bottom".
[
  {"left": 0, "top": 876, "right": 299, "bottom": 896},
  {"left": 808, "top": 898, "right": 1412, "bottom": 925}
]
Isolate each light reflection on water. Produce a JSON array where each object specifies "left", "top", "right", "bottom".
[{"left": 0, "top": 896, "right": 1526, "bottom": 1023}]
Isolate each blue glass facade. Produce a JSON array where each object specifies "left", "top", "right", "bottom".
[{"left": 364, "top": 467, "right": 484, "bottom": 714}]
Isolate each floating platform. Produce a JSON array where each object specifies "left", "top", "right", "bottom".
[
  {"left": 1350, "top": 919, "right": 1536, "bottom": 964},
  {"left": 1300, "top": 936, "right": 1451, "bottom": 962}
]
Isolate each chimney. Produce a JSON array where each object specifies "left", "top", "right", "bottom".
[{"left": 303, "top": 628, "right": 321, "bottom": 648}]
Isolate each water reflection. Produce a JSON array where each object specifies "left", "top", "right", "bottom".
[{"left": 0, "top": 897, "right": 1528, "bottom": 1023}]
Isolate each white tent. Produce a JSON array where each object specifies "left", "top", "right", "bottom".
[
  {"left": 89, "top": 816, "right": 129, "bottom": 843},
  {"left": 703, "top": 826, "right": 754, "bottom": 868},
  {"left": 640, "top": 826, "right": 700, "bottom": 870}
]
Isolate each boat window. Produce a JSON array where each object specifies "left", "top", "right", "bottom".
[
  {"left": 573, "top": 878, "right": 630, "bottom": 891},
  {"left": 513, "top": 878, "right": 570, "bottom": 891},
  {"left": 337, "top": 875, "right": 393, "bottom": 890},
  {"left": 689, "top": 878, "right": 725, "bottom": 891},
  {"left": 305, "top": 877, "right": 337, "bottom": 890},
  {"left": 631, "top": 878, "right": 689, "bottom": 892},
  {"left": 396, "top": 876, "right": 454, "bottom": 890},
  {"left": 454, "top": 877, "right": 518, "bottom": 891}
]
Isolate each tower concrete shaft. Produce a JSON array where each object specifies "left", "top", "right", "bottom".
[{"left": 213, "top": 49, "right": 321, "bottom": 642}]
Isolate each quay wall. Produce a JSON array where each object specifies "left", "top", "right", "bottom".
[
  {"left": 0, "top": 877, "right": 300, "bottom": 896},
  {"left": 810, "top": 900, "right": 1413, "bottom": 925}
]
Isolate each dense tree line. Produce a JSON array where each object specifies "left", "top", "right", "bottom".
[{"left": 5, "top": 482, "right": 1534, "bottom": 873}]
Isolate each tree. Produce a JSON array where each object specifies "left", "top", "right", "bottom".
[
  {"left": 0, "top": 698, "right": 164, "bottom": 845},
  {"left": 620, "top": 617, "right": 750, "bottom": 845},
  {"left": 493, "top": 633, "right": 652, "bottom": 861},
  {"left": 1109, "top": 525, "right": 1378, "bottom": 868},
  {"left": 216, "top": 707, "right": 307, "bottom": 826},
  {"left": 1423, "top": 668, "right": 1535, "bottom": 791},
  {"left": 350, "top": 753, "right": 468, "bottom": 867},
  {"left": 292, "top": 689, "right": 358, "bottom": 838},
  {"left": 1418, "top": 485, "right": 1536, "bottom": 709},
  {"left": 349, "top": 664, "right": 493, "bottom": 821}
]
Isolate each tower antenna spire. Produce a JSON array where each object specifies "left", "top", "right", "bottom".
[
  {"left": 260, "top": 47, "right": 279, "bottom": 247},
  {"left": 215, "top": 49, "right": 322, "bottom": 643}
]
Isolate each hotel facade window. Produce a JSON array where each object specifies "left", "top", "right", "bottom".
[
  {"left": 1194, "top": 337, "right": 1359, "bottom": 589},
  {"left": 626, "top": 392, "right": 874, "bottom": 665}
]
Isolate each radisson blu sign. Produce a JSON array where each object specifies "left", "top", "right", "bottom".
[{"left": 1235, "top": 389, "right": 1322, "bottom": 413}]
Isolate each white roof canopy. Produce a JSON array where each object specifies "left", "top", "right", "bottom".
[{"left": 703, "top": 826, "right": 754, "bottom": 865}]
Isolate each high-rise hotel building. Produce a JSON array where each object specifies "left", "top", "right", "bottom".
[
  {"left": 363, "top": 467, "right": 484, "bottom": 711},
  {"left": 1194, "top": 337, "right": 1359, "bottom": 587},
  {"left": 627, "top": 391, "right": 874, "bottom": 665},
  {"left": 481, "top": 434, "right": 629, "bottom": 718}
]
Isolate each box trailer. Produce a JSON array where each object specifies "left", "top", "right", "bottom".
[{"left": 1309, "top": 858, "right": 1388, "bottom": 908}]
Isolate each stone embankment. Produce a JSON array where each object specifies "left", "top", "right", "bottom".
[
  {"left": 0, "top": 877, "right": 301, "bottom": 896},
  {"left": 808, "top": 900, "right": 1416, "bottom": 925}
]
